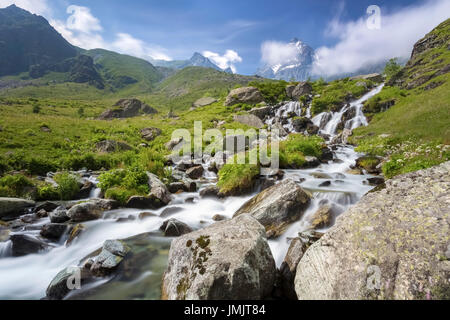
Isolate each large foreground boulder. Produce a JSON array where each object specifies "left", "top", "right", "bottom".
[
  {"left": 233, "top": 180, "right": 311, "bottom": 238},
  {"left": 162, "top": 214, "right": 276, "bottom": 300},
  {"left": 225, "top": 87, "right": 264, "bottom": 106},
  {"left": 0, "top": 198, "right": 35, "bottom": 220},
  {"left": 295, "top": 161, "right": 450, "bottom": 300}
]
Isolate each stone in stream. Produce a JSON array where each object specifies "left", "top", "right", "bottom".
[
  {"left": 0, "top": 198, "right": 35, "bottom": 221},
  {"left": 126, "top": 173, "right": 173, "bottom": 210},
  {"left": 10, "top": 234, "right": 49, "bottom": 257},
  {"left": 212, "top": 214, "right": 227, "bottom": 222},
  {"left": 49, "top": 207, "right": 70, "bottom": 223},
  {"left": 309, "top": 205, "right": 334, "bottom": 229},
  {"left": 161, "top": 214, "right": 276, "bottom": 300},
  {"left": 168, "top": 182, "right": 188, "bottom": 194},
  {"left": 295, "top": 161, "right": 450, "bottom": 300},
  {"left": 66, "top": 224, "right": 85, "bottom": 246},
  {"left": 160, "top": 206, "right": 184, "bottom": 218},
  {"left": 233, "top": 179, "right": 311, "bottom": 239},
  {"left": 46, "top": 266, "right": 92, "bottom": 300},
  {"left": 199, "top": 186, "right": 221, "bottom": 198},
  {"left": 67, "top": 199, "right": 119, "bottom": 222},
  {"left": 367, "top": 177, "right": 385, "bottom": 186},
  {"left": 35, "top": 201, "right": 59, "bottom": 213},
  {"left": 303, "top": 156, "right": 321, "bottom": 168},
  {"left": 160, "top": 219, "right": 193, "bottom": 237},
  {"left": 90, "top": 240, "right": 130, "bottom": 277},
  {"left": 138, "top": 212, "right": 158, "bottom": 220},
  {"left": 318, "top": 181, "right": 332, "bottom": 187},
  {"left": 185, "top": 165, "right": 204, "bottom": 180},
  {"left": 40, "top": 223, "right": 68, "bottom": 240},
  {"left": 74, "top": 180, "right": 94, "bottom": 200}
]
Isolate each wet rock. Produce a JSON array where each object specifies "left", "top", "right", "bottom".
[
  {"left": 49, "top": 208, "right": 70, "bottom": 223},
  {"left": 67, "top": 199, "right": 119, "bottom": 222},
  {"left": 147, "top": 172, "right": 173, "bottom": 206},
  {"left": 46, "top": 266, "right": 92, "bottom": 300},
  {"left": 367, "top": 177, "right": 385, "bottom": 186},
  {"left": 95, "top": 140, "right": 132, "bottom": 153},
  {"left": 225, "top": 87, "right": 264, "bottom": 106},
  {"left": 40, "top": 223, "right": 68, "bottom": 240},
  {"left": 320, "top": 148, "right": 334, "bottom": 163},
  {"left": 186, "top": 166, "right": 204, "bottom": 180},
  {"left": 0, "top": 198, "right": 35, "bottom": 221},
  {"left": 279, "top": 238, "right": 309, "bottom": 299},
  {"left": 175, "top": 160, "right": 196, "bottom": 172},
  {"left": 295, "top": 161, "right": 450, "bottom": 300},
  {"left": 234, "top": 179, "right": 311, "bottom": 239},
  {"left": 212, "top": 214, "right": 227, "bottom": 222},
  {"left": 310, "top": 172, "right": 332, "bottom": 179},
  {"left": 331, "top": 128, "right": 353, "bottom": 145},
  {"left": 75, "top": 181, "right": 94, "bottom": 200},
  {"left": 140, "top": 127, "right": 162, "bottom": 142},
  {"left": 199, "top": 186, "right": 221, "bottom": 199},
  {"left": 309, "top": 205, "right": 334, "bottom": 229},
  {"left": 162, "top": 214, "right": 276, "bottom": 300},
  {"left": 160, "top": 219, "right": 193, "bottom": 237},
  {"left": 138, "top": 212, "right": 158, "bottom": 220},
  {"left": 21, "top": 214, "right": 37, "bottom": 224},
  {"left": 303, "top": 156, "right": 321, "bottom": 168},
  {"left": 346, "top": 168, "right": 363, "bottom": 175},
  {"left": 66, "top": 224, "right": 85, "bottom": 246},
  {"left": 160, "top": 207, "right": 184, "bottom": 218},
  {"left": 35, "top": 201, "right": 59, "bottom": 213},
  {"left": 10, "top": 234, "right": 49, "bottom": 257},
  {"left": 260, "top": 178, "right": 276, "bottom": 191},
  {"left": 168, "top": 182, "right": 188, "bottom": 194},
  {"left": 233, "top": 114, "right": 264, "bottom": 129},
  {"left": 116, "top": 216, "right": 136, "bottom": 223},
  {"left": 318, "top": 181, "right": 331, "bottom": 187},
  {"left": 90, "top": 240, "right": 130, "bottom": 277}
]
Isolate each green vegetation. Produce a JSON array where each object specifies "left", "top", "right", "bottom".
[
  {"left": 363, "top": 86, "right": 406, "bottom": 117},
  {"left": 0, "top": 174, "right": 34, "bottom": 198},
  {"left": 279, "top": 134, "right": 324, "bottom": 168},
  {"left": 383, "top": 58, "right": 403, "bottom": 82},
  {"left": 217, "top": 163, "right": 260, "bottom": 196},
  {"left": 310, "top": 78, "right": 375, "bottom": 115},
  {"left": 247, "top": 80, "right": 289, "bottom": 104}
]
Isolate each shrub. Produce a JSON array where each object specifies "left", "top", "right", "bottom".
[
  {"left": 0, "top": 174, "right": 34, "bottom": 198},
  {"left": 32, "top": 104, "right": 41, "bottom": 114},
  {"left": 279, "top": 134, "right": 324, "bottom": 168},
  {"left": 36, "top": 184, "right": 60, "bottom": 201},
  {"left": 104, "top": 187, "right": 137, "bottom": 206},
  {"left": 53, "top": 172, "right": 80, "bottom": 200},
  {"left": 98, "top": 166, "right": 149, "bottom": 194}
]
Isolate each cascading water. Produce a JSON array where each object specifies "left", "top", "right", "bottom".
[{"left": 0, "top": 85, "right": 384, "bottom": 300}]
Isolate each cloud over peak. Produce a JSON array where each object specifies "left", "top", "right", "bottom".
[{"left": 203, "top": 50, "right": 242, "bottom": 73}]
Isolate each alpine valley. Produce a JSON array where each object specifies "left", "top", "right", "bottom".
[{"left": 0, "top": 4, "right": 449, "bottom": 301}]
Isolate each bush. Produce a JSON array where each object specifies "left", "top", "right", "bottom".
[
  {"left": 104, "top": 187, "right": 137, "bottom": 206},
  {"left": 36, "top": 184, "right": 60, "bottom": 201},
  {"left": 0, "top": 174, "right": 34, "bottom": 198},
  {"left": 98, "top": 166, "right": 149, "bottom": 194},
  {"left": 32, "top": 104, "right": 41, "bottom": 114},
  {"left": 279, "top": 134, "right": 324, "bottom": 169},
  {"left": 53, "top": 172, "right": 80, "bottom": 200}
]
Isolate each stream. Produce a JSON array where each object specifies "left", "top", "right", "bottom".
[{"left": 0, "top": 85, "right": 384, "bottom": 300}]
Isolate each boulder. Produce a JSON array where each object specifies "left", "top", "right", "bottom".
[
  {"left": 46, "top": 266, "right": 92, "bottom": 300},
  {"left": 140, "top": 127, "right": 162, "bottom": 142},
  {"left": 192, "top": 97, "right": 217, "bottom": 108},
  {"left": 233, "top": 179, "right": 311, "bottom": 239},
  {"left": 40, "top": 223, "right": 68, "bottom": 240},
  {"left": 165, "top": 137, "right": 185, "bottom": 151},
  {"left": 10, "top": 234, "right": 49, "bottom": 257},
  {"left": 295, "top": 161, "right": 450, "bottom": 300},
  {"left": 225, "top": 87, "right": 264, "bottom": 106},
  {"left": 186, "top": 166, "right": 204, "bottom": 180},
  {"left": 160, "top": 207, "right": 184, "bottom": 218},
  {"left": 249, "top": 106, "right": 272, "bottom": 120},
  {"left": 279, "top": 238, "right": 309, "bottom": 299},
  {"left": 35, "top": 201, "right": 59, "bottom": 213},
  {"left": 233, "top": 114, "right": 264, "bottom": 129},
  {"left": 288, "top": 82, "right": 313, "bottom": 100},
  {"left": 75, "top": 181, "right": 94, "bottom": 200},
  {"left": 147, "top": 172, "right": 173, "bottom": 205},
  {"left": 303, "top": 156, "right": 321, "bottom": 168},
  {"left": 355, "top": 156, "right": 382, "bottom": 174},
  {"left": 66, "top": 224, "right": 85, "bottom": 246},
  {"left": 162, "top": 214, "right": 276, "bottom": 300},
  {"left": 199, "top": 186, "right": 221, "bottom": 198},
  {"left": 160, "top": 219, "right": 193, "bottom": 237},
  {"left": 168, "top": 182, "right": 188, "bottom": 194},
  {"left": 98, "top": 99, "right": 157, "bottom": 120},
  {"left": 95, "top": 140, "right": 132, "bottom": 153},
  {"left": 90, "top": 240, "right": 130, "bottom": 277},
  {"left": 0, "top": 198, "right": 35, "bottom": 220},
  {"left": 49, "top": 208, "right": 70, "bottom": 223},
  {"left": 291, "top": 117, "right": 319, "bottom": 135},
  {"left": 67, "top": 199, "right": 119, "bottom": 222},
  {"left": 309, "top": 205, "right": 334, "bottom": 229}
]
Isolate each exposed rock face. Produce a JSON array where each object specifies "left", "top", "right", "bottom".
[
  {"left": 0, "top": 198, "right": 35, "bottom": 220},
  {"left": 295, "top": 161, "right": 450, "bottom": 300},
  {"left": 234, "top": 180, "right": 311, "bottom": 239},
  {"left": 98, "top": 99, "right": 157, "bottom": 120},
  {"left": 249, "top": 106, "right": 272, "bottom": 120},
  {"left": 192, "top": 97, "right": 217, "bottom": 108},
  {"left": 95, "top": 140, "right": 132, "bottom": 153},
  {"left": 287, "top": 82, "right": 313, "bottom": 100},
  {"left": 67, "top": 199, "right": 119, "bottom": 222},
  {"left": 140, "top": 127, "right": 162, "bottom": 142},
  {"left": 162, "top": 214, "right": 276, "bottom": 300},
  {"left": 225, "top": 87, "right": 264, "bottom": 106},
  {"left": 233, "top": 114, "right": 264, "bottom": 129}
]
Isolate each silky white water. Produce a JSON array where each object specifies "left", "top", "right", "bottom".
[{"left": 0, "top": 85, "right": 382, "bottom": 300}]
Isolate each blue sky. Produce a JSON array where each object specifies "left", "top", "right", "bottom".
[{"left": 2, "top": 0, "right": 450, "bottom": 75}]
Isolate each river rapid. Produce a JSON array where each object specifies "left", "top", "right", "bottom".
[{"left": 0, "top": 85, "right": 384, "bottom": 300}]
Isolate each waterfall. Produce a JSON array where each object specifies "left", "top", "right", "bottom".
[{"left": 0, "top": 241, "right": 12, "bottom": 258}]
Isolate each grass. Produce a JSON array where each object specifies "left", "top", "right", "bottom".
[
  {"left": 217, "top": 163, "right": 260, "bottom": 196},
  {"left": 279, "top": 134, "right": 324, "bottom": 169}
]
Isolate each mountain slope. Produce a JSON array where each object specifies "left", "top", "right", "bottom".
[
  {"left": 142, "top": 66, "right": 262, "bottom": 111},
  {"left": 0, "top": 5, "right": 77, "bottom": 77},
  {"left": 151, "top": 52, "right": 228, "bottom": 73},
  {"left": 351, "top": 18, "right": 450, "bottom": 178}
]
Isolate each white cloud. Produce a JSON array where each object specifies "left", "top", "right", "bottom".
[
  {"left": 203, "top": 50, "right": 242, "bottom": 73},
  {"left": 260, "top": 41, "right": 299, "bottom": 66},
  {"left": 0, "top": 0, "right": 51, "bottom": 16},
  {"left": 313, "top": 0, "right": 450, "bottom": 77},
  {"left": 48, "top": 5, "right": 171, "bottom": 60}
]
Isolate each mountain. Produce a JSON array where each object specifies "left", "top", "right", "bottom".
[
  {"left": 256, "top": 38, "right": 315, "bottom": 81},
  {"left": 0, "top": 5, "right": 78, "bottom": 77},
  {"left": 150, "top": 52, "right": 231, "bottom": 73}
]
